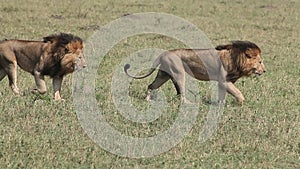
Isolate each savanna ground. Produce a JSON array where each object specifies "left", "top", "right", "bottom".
[{"left": 0, "top": 0, "right": 299, "bottom": 168}]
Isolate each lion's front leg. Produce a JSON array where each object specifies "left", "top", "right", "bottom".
[
  {"left": 52, "top": 76, "right": 63, "bottom": 100},
  {"left": 33, "top": 70, "right": 47, "bottom": 94},
  {"left": 218, "top": 82, "right": 227, "bottom": 104},
  {"left": 224, "top": 82, "right": 245, "bottom": 104}
]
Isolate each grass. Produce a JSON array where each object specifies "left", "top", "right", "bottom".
[{"left": 0, "top": 0, "right": 299, "bottom": 168}]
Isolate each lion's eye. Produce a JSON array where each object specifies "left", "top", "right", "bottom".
[
  {"left": 245, "top": 53, "right": 251, "bottom": 58},
  {"left": 65, "top": 48, "right": 73, "bottom": 54}
]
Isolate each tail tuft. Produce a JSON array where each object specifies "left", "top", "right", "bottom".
[
  {"left": 124, "top": 64, "right": 130, "bottom": 72},
  {"left": 123, "top": 62, "right": 156, "bottom": 79}
]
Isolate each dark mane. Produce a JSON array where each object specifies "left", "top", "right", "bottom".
[
  {"left": 42, "top": 33, "right": 83, "bottom": 60},
  {"left": 215, "top": 40, "right": 261, "bottom": 81},
  {"left": 215, "top": 40, "right": 260, "bottom": 52},
  {"left": 41, "top": 33, "right": 83, "bottom": 77},
  {"left": 43, "top": 33, "right": 83, "bottom": 44}
]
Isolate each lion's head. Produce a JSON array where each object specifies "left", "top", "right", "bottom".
[
  {"left": 42, "top": 33, "right": 86, "bottom": 77},
  {"left": 216, "top": 41, "right": 265, "bottom": 81}
]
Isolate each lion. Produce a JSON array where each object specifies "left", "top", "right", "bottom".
[
  {"left": 0, "top": 33, "right": 86, "bottom": 100},
  {"left": 124, "top": 41, "right": 265, "bottom": 104}
]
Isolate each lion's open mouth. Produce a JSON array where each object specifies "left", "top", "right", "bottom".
[
  {"left": 75, "top": 66, "right": 83, "bottom": 72},
  {"left": 74, "top": 65, "right": 87, "bottom": 72},
  {"left": 255, "top": 73, "right": 261, "bottom": 78},
  {"left": 254, "top": 71, "right": 263, "bottom": 77}
]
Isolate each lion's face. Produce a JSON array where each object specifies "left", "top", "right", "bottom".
[
  {"left": 243, "top": 48, "right": 265, "bottom": 77},
  {"left": 73, "top": 51, "right": 86, "bottom": 71},
  {"left": 62, "top": 41, "right": 86, "bottom": 72}
]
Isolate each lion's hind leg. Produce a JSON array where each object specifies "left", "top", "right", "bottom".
[
  {"left": 5, "top": 61, "right": 20, "bottom": 94},
  {"left": 170, "top": 71, "right": 189, "bottom": 103},
  {"left": 0, "top": 69, "right": 6, "bottom": 81},
  {"left": 146, "top": 70, "right": 170, "bottom": 101}
]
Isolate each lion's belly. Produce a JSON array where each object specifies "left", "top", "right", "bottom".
[
  {"left": 15, "top": 53, "right": 39, "bottom": 74},
  {"left": 14, "top": 42, "right": 44, "bottom": 74},
  {"left": 186, "top": 65, "right": 220, "bottom": 81},
  {"left": 17, "top": 59, "right": 37, "bottom": 74}
]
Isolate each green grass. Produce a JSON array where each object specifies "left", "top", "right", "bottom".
[{"left": 0, "top": 0, "right": 300, "bottom": 168}]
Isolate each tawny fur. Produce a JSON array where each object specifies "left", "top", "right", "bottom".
[
  {"left": 124, "top": 41, "right": 265, "bottom": 104},
  {"left": 0, "top": 33, "right": 86, "bottom": 100}
]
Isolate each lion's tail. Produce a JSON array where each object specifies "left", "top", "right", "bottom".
[{"left": 124, "top": 59, "right": 160, "bottom": 79}]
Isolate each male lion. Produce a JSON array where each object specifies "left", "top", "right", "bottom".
[
  {"left": 0, "top": 33, "right": 86, "bottom": 100},
  {"left": 124, "top": 41, "right": 265, "bottom": 104}
]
